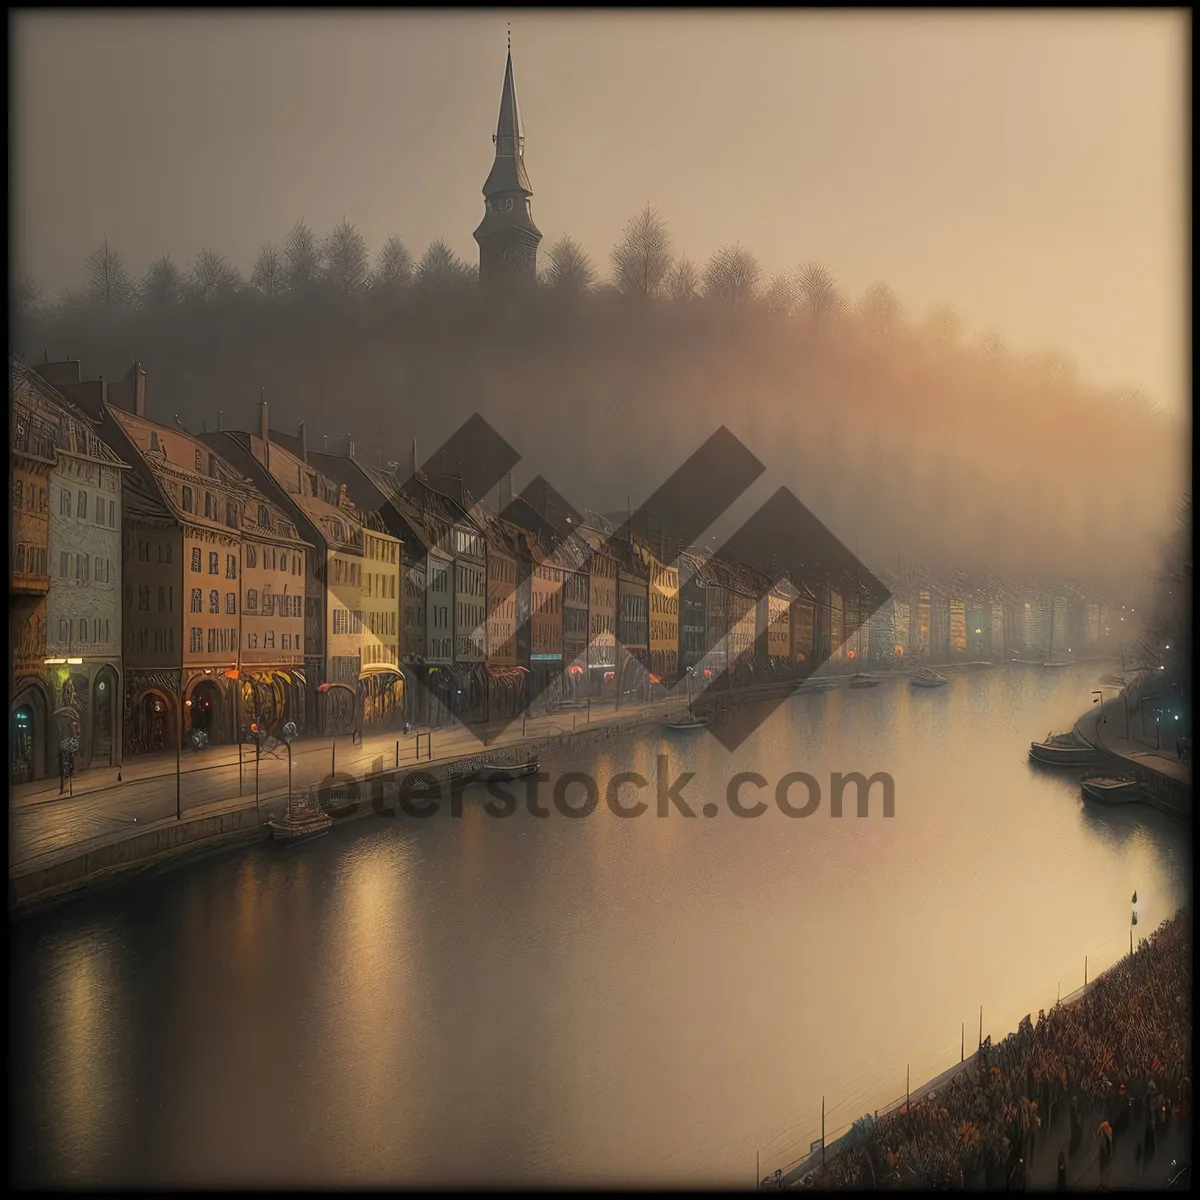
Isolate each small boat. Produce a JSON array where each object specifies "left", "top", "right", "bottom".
[
  {"left": 474, "top": 759, "right": 540, "bottom": 782},
  {"left": 797, "top": 678, "right": 838, "bottom": 692},
  {"left": 269, "top": 807, "right": 332, "bottom": 841},
  {"left": 910, "top": 667, "right": 948, "bottom": 688},
  {"left": 1029, "top": 730, "right": 1100, "bottom": 767},
  {"left": 848, "top": 673, "right": 882, "bottom": 688},
  {"left": 1080, "top": 776, "right": 1143, "bottom": 806},
  {"left": 663, "top": 716, "right": 710, "bottom": 731}
]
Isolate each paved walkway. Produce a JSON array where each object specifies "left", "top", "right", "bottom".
[
  {"left": 1075, "top": 691, "right": 1192, "bottom": 787},
  {"left": 8, "top": 685, "right": 757, "bottom": 873}
]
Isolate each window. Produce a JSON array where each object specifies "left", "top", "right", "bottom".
[
  {"left": 95, "top": 495, "right": 104, "bottom": 524},
  {"left": 59, "top": 618, "right": 68, "bottom": 642},
  {"left": 258, "top": 504, "right": 269, "bottom": 528},
  {"left": 262, "top": 587, "right": 272, "bottom": 616},
  {"left": 207, "top": 628, "right": 214, "bottom": 654},
  {"left": 264, "top": 631, "right": 275, "bottom": 650},
  {"left": 279, "top": 552, "right": 287, "bottom": 573},
  {"left": 79, "top": 619, "right": 88, "bottom": 642},
  {"left": 226, "top": 554, "right": 237, "bottom": 579},
  {"left": 191, "top": 588, "right": 202, "bottom": 612},
  {"left": 209, "top": 589, "right": 219, "bottom": 614},
  {"left": 158, "top": 585, "right": 166, "bottom": 610},
  {"left": 195, "top": 449, "right": 203, "bottom": 472},
  {"left": 60, "top": 551, "right": 69, "bottom": 577},
  {"left": 109, "top": 500, "right": 115, "bottom": 527},
  {"left": 182, "top": 486, "right": 193, "bottom": 512},
  {"left": 225, "top": 592, "right": 236, "bottom": 615},
  {"left": 209, "top": 455, "right": 217, "bottom": 478},
  {"left": 60, "top": 488, "right": 71, "bottom": 515},
  {"left": 12, "top": 480, "right": 21, "bottom": 508},
  {"left": 75, "top": 490, "right": 86, "bottom": 518},
  {"left": 281, "top": 633, "right": 290, "bottom": 651},
  {"left": 209, "top": 552, "right": 219, "bottom": 574},
  {"left": 191, "top": 627, "right": 202, "bottom": 652},
  {"left": 226, "top": 500, "right": 237, "bottom": 528},
  {"left": 138, "top": 585, "right": 150, "bottom": 610},
  {"left": 246, "top": 589, "right": 257, "bottom": 613},
  {"left": 191, "top": 547, "right": 201, "bottom": 572},
  {"left": 248, "top": 633, "right": 257, "bottom": 649},
  {"left": 204, "top": 493, "right": 212, "bottom": 518}
]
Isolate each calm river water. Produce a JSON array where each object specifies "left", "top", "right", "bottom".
[{"left": 9, "top": 665, "right": 1191, "bottom": 1187}]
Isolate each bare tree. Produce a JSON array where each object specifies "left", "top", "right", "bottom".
[
  {"left": 857, "top": 282, "right": 904, "bottom": 339},
  {"left": 283, "top": 219, "right": 324, "bottom": 294},
  {"left": 140, "top": 255, "right": 185, "bottom": 308},
  {"left": 186, "top": 247, "right": 243, "bottom": 303},
  {"left": 610, "top": 203, "right": 673, "bottom": 298},
  {"left": 702, "top": 243, "right": 762, "bottom": 307},
  {"left": 414, "top": 239, "right": 476, "bottom": 289},
  {"left": 1025, "top": 348, "right": 1077, "bottom": 388},
  {"left": 250, "top": 242, "right": 287, "bottom": 300},
  {"left": 665, "top": 257, "right": 701, "bottom": 303},
  {"left": 760, "top": 271, "right": 797, "bottom": 320},
  {"left": 12, "top": 271, "right": 47, "bottom": 326},
  {"left": 974, "top": 329, "right": 1009, "bottom": 362},
  {"left": 922, "top": 304, "right": 963, "bottom": 349},
  {"left": 323, "top": 218, "right": 370, "bottom": 293},
  {"left": 795, "top": 262, "right": 845, "bottom": 329},
  {"left": 541, "top": 233, "right": 597, "bottom": 294},
  {"left": 83, "top": 240, "right": 136, "bottom": 310},
  {"left": 371, "top": 236, "right": 414, "bottom": 299}
]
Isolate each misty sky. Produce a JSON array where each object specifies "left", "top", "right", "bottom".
[{"left": 12, "top": 10, "right": 1188, "bottom": 414}]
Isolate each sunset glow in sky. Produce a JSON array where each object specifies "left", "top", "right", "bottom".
[{"left": 12, "top": 10, "right": 1188, "bottom": 413}]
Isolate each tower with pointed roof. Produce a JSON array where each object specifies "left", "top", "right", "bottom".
[{"left": 473, "top": 37, "right": 542, "bottom": 288}]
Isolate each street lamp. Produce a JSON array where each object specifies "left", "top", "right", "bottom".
[{"left": 281, "top": 721, "right": 297, "bottom": 817}]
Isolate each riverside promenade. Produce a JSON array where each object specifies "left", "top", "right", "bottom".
[
  {"left": 1074, "top": 689, "right": 1191, "bottom": 816},
  {"left": 9, "top": 674, "right": 809, "bottom": 912},
  {"left": 768, "top": 911, "right": 1192, "bottom": 1191}
]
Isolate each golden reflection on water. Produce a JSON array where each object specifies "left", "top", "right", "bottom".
[{"left": 10, "top": 666, "right": 1191, "bottom": 1188}]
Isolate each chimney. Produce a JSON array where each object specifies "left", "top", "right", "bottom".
[
  {"left": 133, "top": 361, "right": 146, "bottom": 416},
  {"left": 298, "top": 421, "right": 307, "bottom": 464},
  {"left": 259, "top": 389, "right": 269, "bottom": 469},
  {"left": 34, "top": 359, "right": 83, "bottom": 389},
  {"left": 412, "top": 437, "right": 418, "bottom": 479}
]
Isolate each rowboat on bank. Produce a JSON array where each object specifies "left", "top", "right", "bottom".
[
  {"left": 1029, "top": 730, "right": 1100, "bottom": 767},
  {"left": 1080, "top": 776, "right": 1143, "bottom": 806}
]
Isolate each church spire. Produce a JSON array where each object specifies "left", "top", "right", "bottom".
[
  {"left": 474, "top": 31, "right": 542, "bottom": 288},
  {"left": 493, "top": 45, "right": 524, "bottom": 160}
]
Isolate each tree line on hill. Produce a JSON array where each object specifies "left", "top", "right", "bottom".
[{"left": 10, "top": 205, "right": 1185, "bottom": 598}]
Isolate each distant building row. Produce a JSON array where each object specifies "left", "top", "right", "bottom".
[{"left": 9, "top": 355, "right": 1119, "bottom": 784}]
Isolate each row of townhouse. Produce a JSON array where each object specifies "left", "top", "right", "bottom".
[{"left": 10, "top": 354, "right": 1124, "bottom": 783}]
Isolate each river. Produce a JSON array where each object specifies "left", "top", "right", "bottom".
[{"left": 9, "top": 664, "right": 1191, "bottom": 1187}]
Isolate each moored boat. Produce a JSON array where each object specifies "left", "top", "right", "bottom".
[
  {"left": 910, "top": 666, "right": 948, "bottom": 688},
  {"left": 663, "top": 716, "right": 710, "bottom": 731},
  {"left": 797, "top": 678, "right": 838, "bottom": 692},
  {"left": 1029, "top": 729, "right": 1100, "bottom": 767},
  {"left": 1080, "top": 776, "right": 1143, "bottom": 806},
  {"left": 848, "top": 673, "right": 882, "bottom": 688},
  {"left": 269, "top": 808, "right": 332, "bottom": 841},
  {"left": 473, "top": 760, "right": 540, "bottom": 782}
]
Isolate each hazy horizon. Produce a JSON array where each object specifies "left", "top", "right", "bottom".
[{"left": 11, "top": 10, "right": 1189, "bottom": 414}]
